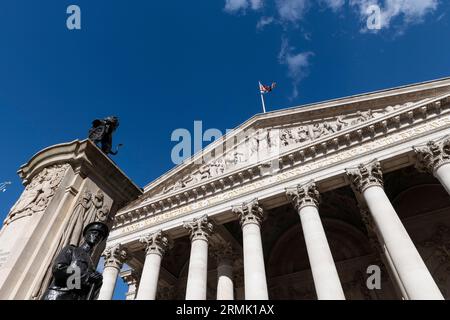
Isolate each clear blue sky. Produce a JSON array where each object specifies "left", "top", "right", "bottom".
[{"left": 0, "top": 0, "right": 449, "bottom": 299}]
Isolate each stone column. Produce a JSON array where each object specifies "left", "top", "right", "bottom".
[
  {"left": 120, "top": 270, "right": 140, "bottom": 300},
  {"left": 135, "top": 230, "right": 170, "bottom": 300},
  {"left": 97, "top": 244, "right": 129, "bottom": 300},
  {"left": 286, "top": 182, "right": 345, "bottom": 300},
  {"left": 183, "top": 215, "right": 213, "bottom": 300},
  {"left": 211, "top": 243, "right": 235, "bottom": 300},
  {"left": 232, "top": 199, "right": 268, "bottom": 300},
  {"left": 414, "top": 136, "right": 450, "bottom": 195},
  {"left": 346, "top": 159, "right": 444, "bottom": 300}
]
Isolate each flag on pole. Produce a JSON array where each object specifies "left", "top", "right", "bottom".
[
  {"left": 259, "top": 81, "right": 276, "bottom": 94},
  {"left": 258, "top": 81, "right": 276, "bottom": 113}
]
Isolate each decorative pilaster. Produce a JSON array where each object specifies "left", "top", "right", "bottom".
[
  {"left": 414, "top": 136, "right": 450, "bottom": 195},
  {"left": 286, "top": 182, "right": 345, "bottom": 300},
  {"left": 346, "top": 159, "right": 383, "bottom": 193},
  {"left": 135, "top": 230, "right": 170, "bottom": 300},
  {"left": 183, "top": 215, "right": 214, "bottom": 300},
  {"left": 232, "top": 199, "right": 268, "bottom": 300},
  {"left": 97, "top": 244, "right": 129, "bottom": 300}
]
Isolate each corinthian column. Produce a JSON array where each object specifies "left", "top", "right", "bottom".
[
  {"left": 135, "top": 230, "right": 170, "bottom": 300},
  {"left": 232, "top": 199, "right": 268, "bottom": 300},
  {"left": 414, "top": 136, "right": 450, "bottom": 195},
  {"left": 286, "top": 182, "right": 345, "bottom": 300},
  {"left": 346, "top": 159, "right": 444, "bottom": 300},
  {"left": 97, "top": 244, "right": 129, "bottom": 300},
  {"left": 183, "top": 215, "right": 213, "bottom": 300}
]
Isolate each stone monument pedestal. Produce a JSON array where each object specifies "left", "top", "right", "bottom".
[{"left": 0, "top": 140, "right": 142, "bottom": 300}]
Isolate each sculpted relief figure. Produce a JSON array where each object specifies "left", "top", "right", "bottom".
[
  {"left": 151, "top": 103, "right": 415, "bottom": 195},
  {"left": 4, "top": 164, "right": 68, "bottom": 225}
]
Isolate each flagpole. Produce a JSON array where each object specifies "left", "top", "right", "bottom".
[{"left": 260, "top": 93, "right": 266, "bottom": 113}]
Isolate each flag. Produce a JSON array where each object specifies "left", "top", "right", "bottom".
[{"left": 259, "top": 81, "right": 276, "bottom": 94}]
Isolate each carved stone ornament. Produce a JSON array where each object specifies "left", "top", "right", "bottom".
[
  {"left": 102, "top": 244, "right": 129, "bottom": 269},
  {"left": 232, "top": 199, "right": 264, "bottom": 227},
  {"left": 286, "top": 181, "right": 320, "bottom": 211},
  {"left": 152, "top": 103, "right": 411, "bottom": 196},
  {"left": 346, "top": 160, "right": 384, "bottom": 193},
  {"left": 4, "top": 164, "right": 69, "bottom": 225},
  {"left": 414, "top": 136, "right": 450, "bottom": 175},
  {"left": 139, "top": 230, "right": 170, "bottom": 256},
  {"left": 183, "top": 215, "right": 214, "bottom": 242}
]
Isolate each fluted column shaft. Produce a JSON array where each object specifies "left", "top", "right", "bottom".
[
  {"left": 184, "top": 215, "right": 213, "bottom": 300},
  {"left": 135, "top": 230, "right": 170, "bottom": 300},
  {"left": 287, "top": 182, "right": 345, "bottom": 300},
  {"left": 347, "top": 160, "right": 444, "bottom": 300},
  {"left": 233, "top": 199, "right": 268, "bottom": 300},
  {"left": 98, "top": 244, "right": 129, "bottom": 300}
]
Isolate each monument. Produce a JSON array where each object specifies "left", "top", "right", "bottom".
[
  {"left": 42, "top": 222, "right": 109, "bottom": 300},
  {"left": 0, "top": 118, "right": 142, "bottom": 300}
]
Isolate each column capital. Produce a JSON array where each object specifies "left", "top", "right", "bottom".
[
  {"left": 139, "top": 230, "right": 170, "bottom": 256},
  {"left": 286, "top": 181, "right": 320, "bottom": 211},
  {"left": 346, "top": 159, "right": 384, "bottom": 193},
  {"left": 232, "top": 198, "right": 264, "bottom": 227},
  {"left": 413, "top": 136, "right": 450, "bottom": 175},
  {"left": 183, "top": 214, "right": 214, "bottom": 242},
  {"left": 102, "top": 244, "right": 129, "bottom": 270},
  {"left": 210, "top": 242, "right": 237, "bottom": 264}
]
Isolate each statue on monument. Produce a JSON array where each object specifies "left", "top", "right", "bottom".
[
  {"left": 41, "top": 222, "right": 109, "bottom": 300},
  {"left": 88, "top": 116, "right": 122, "bottom": 155}
]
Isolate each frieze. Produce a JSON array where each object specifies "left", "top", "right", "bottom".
[{"left": 114, "top": 113, "right": 450, "bottom": 236}]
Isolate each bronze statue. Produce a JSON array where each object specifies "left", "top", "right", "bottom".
[
  {"left": 88, "top": 116, "right": 122, "bottom": 155},
  {"left": 41, "top": 222, "right": 109, "bottom": 300}
]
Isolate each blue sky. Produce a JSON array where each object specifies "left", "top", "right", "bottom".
[{"left": 0, "top": 0, "right": 449, "bottom": 299}]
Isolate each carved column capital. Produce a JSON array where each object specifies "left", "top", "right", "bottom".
[
  {"left": 102, "top": 244, "right": 129, "bottom": 270},
  {"left": 183, "top": 214, "right": 214, "bottom": 242},
  {"left": 413, "top": 136, "right": 450, "bottom": 175},
  {"left": 346, "top": 159, "right": 384, "bottom": 193},
  {"left": 232, "top": 199, "right": 264, "bottom": 227},
  {"left": 210, "top": 241, "right": 237, "bottom": 265},
  {"left": 139, "top": 230, "right": 170, "bottom": 256},
  {"left": 286, "top": 181, "right": 320, "bottom": 211}
]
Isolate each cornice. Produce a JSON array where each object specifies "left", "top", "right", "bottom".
[{"left": 112, "top": 93, "right": 450, "bottom": 230}]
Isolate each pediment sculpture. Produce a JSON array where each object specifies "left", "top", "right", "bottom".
[{"left": 153, "top": 102, "right": 415, "bottom": 196}]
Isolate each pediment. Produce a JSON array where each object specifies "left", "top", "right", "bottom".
[{"left": 121, "top": 78, "right": 450, "bottom": 211}]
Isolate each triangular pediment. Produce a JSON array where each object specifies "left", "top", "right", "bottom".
[{"left": 121, "top": 77, "right": 450, "bottom": 211}]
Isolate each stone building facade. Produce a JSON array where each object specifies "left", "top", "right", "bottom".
[{"left": 2, "top": 78, "right": 450, "bottom": 300}]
